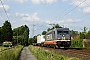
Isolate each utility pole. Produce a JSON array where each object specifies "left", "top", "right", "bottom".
[
  {"left": 33, "top": 24, "right": 34, "bottom": 37},
  {"left": 32, "top": 19, "right": 35, "bottom": 37},
  {"left": 17, "top": 30, "right": 18, "bottom": 45}
]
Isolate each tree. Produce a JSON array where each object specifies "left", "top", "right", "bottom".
[
  {"left": 54, "top": 24, "right": 61, "bottom": 28},
  {"left": 13, "top": 25, "right": 29, "bottom": 46},
  {"left": 88, "top": 30, "right": 90, "bottom": 35},
  {"left": 42, "top": 31, "right": 47, "bottom": 35},
  {"left": 80, "top": 26, "right": 88, "bottom": 39},
  {"left": 70, "top": 30, "right": 76, "bottom": 34},
  {"left": 81, "top": 26, "right": 88, "bottom": 35},
  {"left": 70, "top": 30, "right": 78, "bottom": 34},
  {"left": 47, "top": 24, "right": 62, "bottom": 32},
  {"left": 33, "top": 36, "right": 37, "bottom": 43},
  {"left": 1, "top": 20, "right": 13, "bottom": 42},
  {"left": 80, "top": 32, "right": 85, "bottom": 39},
  {"left": 28, "top": 38, "right": 33, "bottom": 45},
  {"left": 47, "top": 28, "right": 52, "bottom": 31},
  {"left": 0, "top": 27, "right": 2, "bottom": 45},
  {"left": 23, "top": 25, "right": 29, "bottom": 46}
]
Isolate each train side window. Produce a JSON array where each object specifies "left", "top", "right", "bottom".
[{"left": 54, "top": 31, "right": 55, "bottom": 35}]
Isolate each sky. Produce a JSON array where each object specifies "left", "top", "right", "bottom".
[{"left": 0, "top": 0, "right": 90, "bottom": 37}]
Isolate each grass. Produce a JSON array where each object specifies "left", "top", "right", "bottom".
[
  {"left": 0, "top": 46, "right": 7, "bottom": 51},
  {"left": 0, "top": 45, "right": 23, "bottom": 60},
  {"left": 28, "top": 45, "right": 79, "bottom": 60}
]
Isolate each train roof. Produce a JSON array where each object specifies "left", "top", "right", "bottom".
[
  {"left": 46, "top": 28, "right": 69, "bottom": 34},
  {"left": 54, "top": 28, "right": 69, "bottom": 30}
]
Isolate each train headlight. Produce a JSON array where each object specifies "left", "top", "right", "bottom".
[
  {"left": 62, "top": 37, "right": 66, "bottom": 40},
  {"left": 63, "top": 37, "right": 65, "bottom": 40}
]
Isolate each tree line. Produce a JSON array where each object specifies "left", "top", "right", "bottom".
[
  {"left": 0, "top": 20, "right": 29, "bottom": 46},
  {"left": 13, "top": 25, "right": 29, "bottom": 46},
  {"left": 0, "top": 20, "right": 90, "bottom": 45}
]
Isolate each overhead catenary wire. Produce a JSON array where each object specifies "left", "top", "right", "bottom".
[
  {"left": 55, "top": 0, "right": 87, "bottom": 22},
  {"left": 44, "top": 0, "right": 88, "bottom": 31},
  {"left": 0, "top": 0, "right": 10, "bottom": 21},
  {"left": 48, "top": 1, "right": 73, "bottom": 25}
]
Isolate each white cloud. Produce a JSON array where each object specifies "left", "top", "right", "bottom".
[
  {"left": 15, "top": 0, "right": 28, "bottom": 3},
  {"left": 45, "top": 19, "right": 82, "bottom": 27},
  {"left": 62, "top": 0, "right": 68, "bottom": 2},
  {"left": 71, "top": 0, "right": 85, "bottom": 7},
  {"left": 31, "top": 0, "right": 57, "bottom": 4},
  {"left": 65, "top": 19, "right": 82, "bottom": 23},
  {"left": 7, "top": 13, "right": 10, "bottom": 16},
  {"left": 71, "top": 0, "right": 90, "bottom": 13},
  {"left": 83, "top": 7, "right": 90, "bottom": 13},
  {"left": 71, "top": 0, "right": 90, "bottom": 8},
  {"left": 0, "top": 16, "right": 4, "bottom": 20},
  {"left": 1, "top": 0, "right": 28, "bottom": 3},
  {"left": 47, "top": 19, "right": 81, "bottom": 24},
  {"left": 45, "top": 21, "right": 51, "bottom": 24},
  {"left": 0, "top": 16, "right": 4, "bottom": 26},
  {"left": 16, "top": 12, "right": 28, "bottom": 17},
  {"left": 0, "top": 4, "right": 10, "bottom": 13},
  {"left": 16, "top": 12, "right": 40, "bottom": 21},
  {"left": 60, "top": 19, "right": 82, "bottom": 27},
  {"left": 0, "top": 0, "right": 10, "bottom": 2},
  {"left": 32, "top": 13, "right": 40, "bottom": 20}
]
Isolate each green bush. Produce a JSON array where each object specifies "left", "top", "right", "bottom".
[
  {"left": 28, "top": 45, "right": 79, "bottom": 60},
  {"left": 0, "top": 45, "right": 23, "bottom": 60},
  {"left": 70, "top": 40, "right": 83, "bottom": 48},
  {"left": 84, "top": 42, "right": 90, "bottom": 49}
]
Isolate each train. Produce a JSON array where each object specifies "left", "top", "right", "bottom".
[{"left": 34, "top": 28, "right": 71, "bottom": 48}]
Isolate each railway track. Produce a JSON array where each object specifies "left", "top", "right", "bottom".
[
  {"left": 64, "top": 49, "right": 90, "bottom": 56},
  {"left": 40, "top": 46, "right": 90, "bottom": 60}
]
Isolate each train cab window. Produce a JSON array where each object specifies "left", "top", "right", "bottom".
[
  {"left": 64, "top": 31, "right": 69, "bottom": 34},
  {"left": 57, "top": 31, "right": 63, "bottom": 35}
]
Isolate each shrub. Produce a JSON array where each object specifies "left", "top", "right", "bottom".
[
  {"left": 70, "top": 39, "right": 83, "bottom": 48},
  {"left": 83, "top": 41, "right": 90, "bottom": 49},
  {"left": 0, "top": 45, "right": 23, "bottom": 60}
]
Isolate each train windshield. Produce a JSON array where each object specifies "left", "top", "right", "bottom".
[
  {"left": 57, "top": 31, "right": 63, "bottom": 35},
  {"left": 57, "top": 31, "right": 69, "bottom": 35},
  {"left": 64, "top": 31, "right": 69, "bottom": 34}
]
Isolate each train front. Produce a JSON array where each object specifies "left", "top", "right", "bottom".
[{"left": 56, "top": 28, "right": 71, "bottom": 47}]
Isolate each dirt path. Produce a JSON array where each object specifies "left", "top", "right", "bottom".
[{"left": 19, "top": 47, "right": 37, "bottom": 60}]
